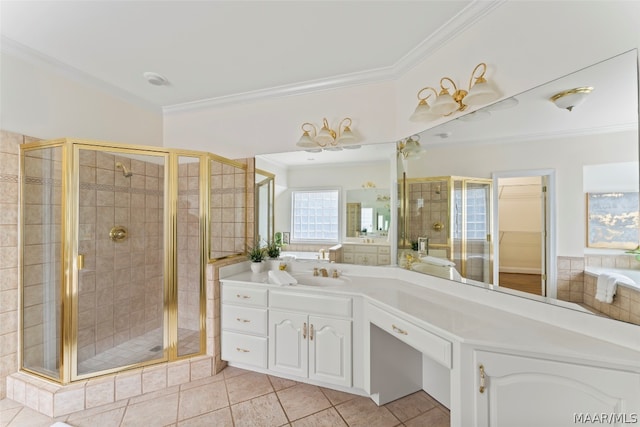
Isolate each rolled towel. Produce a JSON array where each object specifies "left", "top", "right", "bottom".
[
  {"left": 595, "top": 273, "right": 629, "bottom": 303},
  {"left": 419, "top": 255, "right": 455, "bottom": 267},
  {"left": 268, "top": 270, "right": 298, "bottom": 286}
]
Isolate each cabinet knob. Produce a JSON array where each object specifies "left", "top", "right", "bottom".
[
  {"left": 236, "top": 347, "right": 250, "bottom": 353},
  {"left": 303, "top": 322, "right": 307, "bottom": 339},
  {"left": 479, "top": 364, "right": 486, "bottom": 393},
  {"left": 310, "top": 324, "right": 314, "bottom": 341},
  {"left": 236, "top": 318, "right": 251, "bottom": 323},
  {"left": 236, "top": 294, "right": 250, "bottom": 299}
]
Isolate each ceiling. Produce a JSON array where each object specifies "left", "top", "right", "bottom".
[{"left": 0, "top": 0, "right": 485, "bottom": 110}]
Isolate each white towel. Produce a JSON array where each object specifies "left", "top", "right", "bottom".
[
  {"left": 595, "top": 273, "right": 627, "bottom": 303},
  {"left": 268, "top": 270, "right": 298, "bottom": 286},
  {"left": 419, "top": 255, "right": 455, "bottom": 267}
]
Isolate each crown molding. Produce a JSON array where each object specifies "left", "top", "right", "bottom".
[
  {"left": 0, "top": 36, "right": 161, "bottom": 113},
  {"left": 1, "top": 1, "right": 505, "bottom": 115},
  {"left": 163, "top": 0, "right": 506, "bottom": 115}
]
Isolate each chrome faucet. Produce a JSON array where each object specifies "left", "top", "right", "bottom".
[{"left": 319, "top": 268, "right": 329, "bottom": 277}]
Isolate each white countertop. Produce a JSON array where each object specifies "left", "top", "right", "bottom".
[{"left": 221, "top": 262, "right": 640, "bottom": 371}]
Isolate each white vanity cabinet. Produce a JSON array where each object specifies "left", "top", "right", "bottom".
[
  {"left": 467, "top": 350, "right": 640, "bottom": 427},
  {"left": 269, "top": 291, "right": 353, "bottom": 388},
  {"left": 220, "top": 283, "right": 269, "bottom": 369},
  {"left": 342, "top": 244, "right": 391, "bottom": 266}
]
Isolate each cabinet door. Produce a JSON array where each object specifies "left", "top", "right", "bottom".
[
  {"left": 308, "top": 316, "right": 352, "bottom": 387},
  {"left": 474, "top": 351, "right": 640, "bottom": 427},
  {"left": 269, "top": 310, "right": 308, "bottom": 378}
]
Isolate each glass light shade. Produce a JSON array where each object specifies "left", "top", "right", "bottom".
[
  {"left": 296, "top": 131, "right": 317, "bottom": 148},
  {"left": 403, "top": 139, "right": 422, "bottom": 156},
  {"left": 552, "top": 91, "right": 590, "bottom": 111},
  {"left": 430, "top": 93, "right": 459, "bottom": 116},
  {"left": 336, "top": 126, "right": 356, "bottom": 143},
  {"left": 409, "top": 100, "right": 438, "bottom": 122},
  {"left": 464, "top": 79, "right": 501, "bottom": 106},
  {"left": 315, "top": 127, "right": 335, "bottom": 145}
]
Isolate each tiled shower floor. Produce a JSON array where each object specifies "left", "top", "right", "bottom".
[{"left": 78, "top": 328, "right": 200, "bottom": 374}]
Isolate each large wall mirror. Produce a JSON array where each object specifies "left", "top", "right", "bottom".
[
  {"left": 256, "top": 143, "right": 395, "bottom": 262},
  {"left": 399, "top": 49, "right": 639, "bottom": 327}
]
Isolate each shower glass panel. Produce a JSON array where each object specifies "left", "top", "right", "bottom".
[
  {"left": 454, "top": 181, "right": 492, "bottom": 282},
  {"left": 76, "top": 147, "right": 167, "bottom": 376},
  {"left": 21, "top": 145, "right": 64, "bottom": 379},
  {"left": 177, "top": 156, "right": 203, "bottom": 357}
]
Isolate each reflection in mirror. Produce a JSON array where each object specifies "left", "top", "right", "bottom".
[
  {"left": 255, "top": 169, "right": 275, "bottom": 246},
  {"left": 398, "top": 49, "right": 639, "bottom": 326},
  {"left": 346, "top": 188, "right": 390, "bottom": 237},
  {"left": 256, "top": 143, "right": 395, "bottom": 264}
]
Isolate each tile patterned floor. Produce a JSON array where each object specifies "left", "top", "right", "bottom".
[{"left": 0, "top": 366, "right": 450, "bottom": 427}]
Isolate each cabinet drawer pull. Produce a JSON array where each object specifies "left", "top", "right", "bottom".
[
  {"left": 236, "top": 347, "right": 250, "bottom": 353},
  {"left": 310, "top": 324, "right": 314, "bottom": 341},
  {"left": 236, "top": 294, "right": 251, "bottom": 299},
  {"left": 236, "top": 318, "right": 251, "bottom": 323},
  {"left": 479, "top": 364, "right": 486, "bottom": 393},
  {"left": 392, "top": 324, "right": 408, "bottom": 335},
  {"left": 303, "top": 322, "right": 307, "bottom": 339}
]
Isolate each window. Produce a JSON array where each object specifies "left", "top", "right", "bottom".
[
  {"left": 291, "top": 190, "right": 339, "bottom": 242},
  {"left": 587, "top": 192, "right": 639, "bottom": 249}
]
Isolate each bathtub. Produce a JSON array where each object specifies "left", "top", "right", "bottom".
[
  {"left": 584, "top": 266, "right": 640, "bottom": 291},
  {"left": 280, "top": 251, "right": 326, "bottom": 261}
]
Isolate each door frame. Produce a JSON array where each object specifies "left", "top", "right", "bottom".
[{"left": 492, "top": 169, "right": 557, "bottom": 298}]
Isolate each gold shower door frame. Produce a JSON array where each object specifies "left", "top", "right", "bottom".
[{"left": 19, "top": 138, "right": 211, "bottom": 384}]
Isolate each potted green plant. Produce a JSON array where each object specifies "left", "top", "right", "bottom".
[
  {"left": 247, "top": 243, "right": 266, "bottom": 273},
  {"left": 266, "top": 240, "right": 281, "bottom": 259}
]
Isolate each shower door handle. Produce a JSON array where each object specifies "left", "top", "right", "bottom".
[{"left": 77, "top": 254, "right": 85, "bottom": 270}]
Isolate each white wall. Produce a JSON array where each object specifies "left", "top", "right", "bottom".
[
  {"left": 163, "top": 81, "right": 397, "bottom": 159},
  {"left": 1, "top": 52, "right": 163, "bottom": 146}
]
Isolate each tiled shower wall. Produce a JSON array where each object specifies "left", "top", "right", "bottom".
[
  {"left": 177, "top": 161, "right": 201, "bottom": 332},
  {"left": 407, "top": 181, "right": 449, "bottom": 247},
  {"left": 22, "top": 146, "right": 62, "bottom": 375},
  {"left": 0, "top": 130, "right": 38, "bottom": 399},
  {"left": 76, "top": 150, "right": 165, "bottom": 364},
  {"left": 210, "top": 159, "right": 248, "bottom": 259}
]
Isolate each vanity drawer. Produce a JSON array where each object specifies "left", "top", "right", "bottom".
[
  {"left": 377, "top": 255, "right": 391, "bottom": 265},
  {"left": 222, "top": 305, "right": 268, "bottom": 335},
  {"left": 222, "top": 284, "right": 268, "bottom": 307},
  {"left": 222, "top": 331, "right": 267, "bottom": 368},
  {"left": 367, "top": 303, "right": 451, "bottom": 369},
  {"left": 270, "top": 291, "right": 352, "bottom": 318},
  {"left": 343, "top": 253, "right": 355, "bottom": 263},
  {"left": 377, "top": 246, "right": 391, "bottom": 255}
]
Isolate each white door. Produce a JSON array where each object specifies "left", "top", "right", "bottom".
[
  {"left": 474, "top": 351, "right": 640, "bottom": 427},
  {"left": 308, "top": 316, "right": 352, "bottom": 387},
  {"left": 269, "top": 310, "right": 308, "bottom": 377}
]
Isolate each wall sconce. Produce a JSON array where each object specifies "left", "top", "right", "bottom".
[
  {"left": 410, "top": 62, "right": 501, "bottom": 122},
  {"left": 296, "top": 117, "right": 360, "bottom": 152},
  {"left": 550, "top": 87, "right": 593, "bottom": 111},
  {"left": 397, "top": 135, "right": 424, "bottom": 159}
]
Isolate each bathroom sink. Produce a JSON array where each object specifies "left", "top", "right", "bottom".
[{"left": 290, "top": 272, "right": 351, "bottom": 287}]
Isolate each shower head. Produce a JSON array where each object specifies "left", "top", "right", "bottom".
[{"left": 115, "top": 162, "right": 133, "bottom": 178}]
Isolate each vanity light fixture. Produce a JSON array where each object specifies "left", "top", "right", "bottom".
[
  {"left": 397, "top": 135, "right": 424, "bottom": 159},
  {"left": 295, "top": 117, "right": 360, "bottom": 151},
  {"left": 410, "top": 62, "right": 501, "bottom": 122},
  {"left": 550, "top": 87, "right": 593, "bottom": 111}
]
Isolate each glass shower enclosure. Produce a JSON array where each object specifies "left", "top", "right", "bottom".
[{"left": 20, "top": 139, "right": 211, "bottom": 383}]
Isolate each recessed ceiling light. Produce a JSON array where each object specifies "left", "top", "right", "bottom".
[{"left": 143, "top": 72, "right": 170, "bottom": 86}]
